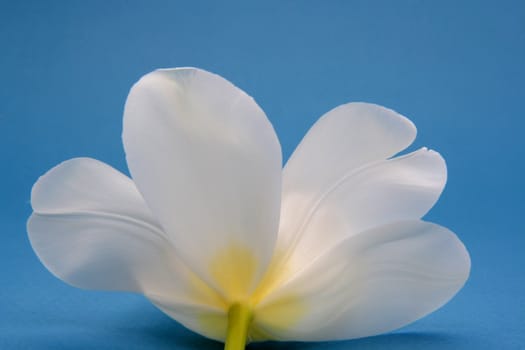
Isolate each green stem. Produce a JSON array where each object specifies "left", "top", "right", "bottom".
[{"left": 224, "top": 303, "right": 253, "bottom": 350}]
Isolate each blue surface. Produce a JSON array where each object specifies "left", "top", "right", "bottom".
[{"left": 1, "top": 1, "right": 524, "bottom": 349}]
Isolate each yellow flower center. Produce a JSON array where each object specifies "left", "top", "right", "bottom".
[{"left": 196, "top": 243, "right": 306, "bottom": 347}]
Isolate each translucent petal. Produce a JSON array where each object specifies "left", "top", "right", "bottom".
[
  {"left": 148, "top": 294, "right": 228, "bottom": 342},
  {"left": 28, "top": 158, "right": 221, "bottom": 307},
  {"left": 122, "top": 68, "right": 282, "bottom": 300},
  {"left": 282, "top": 148, "right": 447, "bottom": 269},
  {"left": 256, "top": 221, "right": 470, "bottom": 341},
  {"left": 279, "top": 102, "right": 416, "bottom": 250}
]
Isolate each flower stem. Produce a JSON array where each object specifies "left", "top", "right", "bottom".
[{"left": 224, "top": 303, "right": 252, "bottom": 350}]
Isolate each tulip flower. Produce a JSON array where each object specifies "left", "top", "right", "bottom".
[{"left": 28, "top": 68, "right": 470, "bottom": 350}]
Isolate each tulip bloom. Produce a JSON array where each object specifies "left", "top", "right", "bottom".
[{"left": 28, "top": 68, "right": 470, "bottom": 350}]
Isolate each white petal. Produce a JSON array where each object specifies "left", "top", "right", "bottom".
[
  {"left": 31, "top": 158, "right": 160, "bottom": 228},
  {"left": 148, "top": 294, "right": 228, "bottom": 342},
  {"left": 28, "top": 158, "right": 221, "bottom": 308},
  {"left": 279, "top": 103, "right": 416, "bottom": 251},
  {"left": 122, "top": 68, "right": 282, "bottom": 300},
  {"left": 255, "top": 221, "right": 470, "bottom": 341},
  {"left": 281, "top": 148, "right": 447, "bottom": 268}
]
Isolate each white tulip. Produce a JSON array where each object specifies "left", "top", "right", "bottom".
[{"left": 28, "top": 68, "right": 470, "bottom": 350}]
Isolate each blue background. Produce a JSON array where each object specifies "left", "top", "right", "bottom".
[{"left": 1, "top": 1, "right": 523, "bottom": 349}]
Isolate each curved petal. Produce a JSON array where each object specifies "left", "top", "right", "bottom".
[
  {"left": 122, "top": 68, "right": 282, "bottom": 300},
  {"left": 148, "top": 294, "right": 228, "bottom": 342},
  {"left": 279, "top": 103, "right": 416, "bottom": 250},
  {"left": 280, "top": 148, "right": 447, "bottom": 269},
  {"left": 255, "top": 221, "right": 470, "bottom": 341},
  {"left": 28, "top": 158, "right": 222, "bottom": 309}
]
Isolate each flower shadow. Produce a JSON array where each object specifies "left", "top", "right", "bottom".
[
  {"left": 15, "top": 301, "right": 469, "bottom": 350},
  {"left": 249, "top": 332, "right": 469, "bottom": 350},
  {"left": 130, "top": 308, "right": 469, "bottom": 350},
  {"left": 131, "top": 318, "right": 223, "bottom": 350}
]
